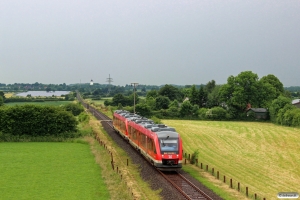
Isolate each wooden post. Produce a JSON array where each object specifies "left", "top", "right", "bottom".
[
  {"left": 255, "top": 193, "right": 257, "bottom": 199},
  {"left": 217, "top": 171, "right": 219, "bottom": 179},
  {"left": 230, "top": 179, "right": 232, "bottom": 188},
  {"left": 188, "top": 154, "right": 190, "bottom": 160},
  {"left": 201, "top": 163, "right": 203, "bottom": 169},
  {"left": 246, "top": 187, "right": 248, "bottom": 197},
  {"left": 238, "top": 182, "right": 240, "bottom": 191},
  {"left": 111, "top": 161, "right": 114, "bottom": 170},
  {"left": 223, "top": 175, "right": 226, "bottom": 183},
  {"left": 206, "top": 165, "right": 208, "bottom": 171},
  {"left": 212, "top": 168, "right": 214, "bottom": 175},
  {"left": 184, "top": 159, "right": 186, "bottom": 164}
]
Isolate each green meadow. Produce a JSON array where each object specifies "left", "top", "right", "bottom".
[
  {"left": 0, "top": 142, "right": 109, "bottom": 200},
  {"left": 4, "top": 101, "right": 71, "bottom": 106},
  {"left": 164, "top": 120, "right": 300, "bottom": 200}
]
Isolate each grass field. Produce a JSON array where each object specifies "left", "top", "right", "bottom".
[
  {"left": 163, "top": 120, "right": 300, "bottom": 200},
  {"left": 5, "top": 101, "right": 71, "bottom": 106},
  {"left": 0, "top": 142, "right": 109, "bottom": 200}
]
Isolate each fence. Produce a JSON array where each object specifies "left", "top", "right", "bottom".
[{"left": 184, "top": 152, "right": 267, "bottom": 200}]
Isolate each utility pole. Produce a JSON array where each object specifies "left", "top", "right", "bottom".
[{"left": 131, "top": 82, "right": 138, "bottom": 114}]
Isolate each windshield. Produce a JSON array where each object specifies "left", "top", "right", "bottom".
[{"left": 159, "top": 139, "right": 178, "bottom": 154}]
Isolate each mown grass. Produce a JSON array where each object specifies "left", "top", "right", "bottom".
[
  {"left": 0, "top": 142, "right": 109, "bottom": 200},
  {"left": 164, "top": 120, "right": 300, "bottom": 200}
]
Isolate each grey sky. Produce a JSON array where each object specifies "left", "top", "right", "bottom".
[{"left": 1, "top": 0, "right": 299, "bottom": 86}]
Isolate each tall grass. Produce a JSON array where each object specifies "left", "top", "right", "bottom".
[{"left": 164, "top": 120, "right": 300, "bottom": 200}]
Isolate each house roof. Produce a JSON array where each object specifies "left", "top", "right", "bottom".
[{"left": 247, "top": 108, "right": 268, "bottom": 113}]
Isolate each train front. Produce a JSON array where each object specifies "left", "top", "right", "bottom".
[{"left": 156, "top": 131, "right": 183, "bottom": 171}]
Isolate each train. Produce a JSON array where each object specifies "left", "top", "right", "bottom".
[{"left": 112, "top": 110, "right": 183, "bottom": 171}]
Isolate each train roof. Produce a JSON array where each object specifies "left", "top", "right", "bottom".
[
  {"left": 114, "top": 110, "right": 179, "bottom": 138},
  {"left": 156, "top": 131, "right": 179, "bottom": 139}
]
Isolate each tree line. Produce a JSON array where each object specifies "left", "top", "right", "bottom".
[{"left": 100, "top": 71, "right": 300, "bottom": 127}]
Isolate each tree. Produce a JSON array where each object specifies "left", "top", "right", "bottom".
[
  {"left": 0, "top": 96, "right": 3, "bottom": 106},
  {"left": 219, "top": 71, "right": 260, "bottom": 113},
  {"left": 179, "top": 100, "right": 193, "bottom": 117},
  {"left": 205, "top": 80, "right": 216, "bottom": 93},
  {"left": 269, "top": 95, "right": 291, "bottom": 122},
  {"left": 0, "top": 91, "right": 5, "bottom": 100},
  {"left": 112, "top": 93, "right": 128, "bottom": 106},
  {"left": 135, "top": 103, "right": 151, "bottom": 117},
  {"left": 206, "top": 85, "right": 221, "bottom": 108},
  {"left": 260, "top": 74, "right": 284, "bottom": 96},
  {"left": 189, "top": 85, "right": 199, "bottom": 106},
  {"left": 198, "top": 86, "right": 207, "bottom": 108},
  {"left": 155, "top": 96, "right": 170, "bottom": 110},
  {"left": 146, "top": 90, "right": 158, "bottom": 100},
  {"left": 158, "top": 84, "right": 182, "bottom": 101}
]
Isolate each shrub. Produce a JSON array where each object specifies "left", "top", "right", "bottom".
[
  {"left": 0, "top": 105, "right": 78, "bottom": 137},
  {"left": 63, "top": 102, "right": 84, "bottom": 116},
  {"left": 190, "top": 149, "right": 199, "bottom": 164},
  {"left": 198, "top": 108, "right": 208, "bottom": 119}
]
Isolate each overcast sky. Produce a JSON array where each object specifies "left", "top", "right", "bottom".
[{"left": 1, "top": 0, "right": 299, "bottom": 86}]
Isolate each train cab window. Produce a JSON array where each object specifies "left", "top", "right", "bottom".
[{"left": 159, "top": 139, "right": 178, "bottom": 154}]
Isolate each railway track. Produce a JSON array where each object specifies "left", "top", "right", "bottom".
[
  {"left": 77, "top": 94, "right": 216, "bottom": 200},
  {"left": 159, "top": 171, "right": 213, "bottom": 200}
]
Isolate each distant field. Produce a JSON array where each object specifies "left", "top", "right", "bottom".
[
  {"left": 87, "top": 97, "right": 112, "bottom": 106},
  {"left": 0, "top": 142, "right": 109, "bottom": 200},
  {"left": 164, "top": 120, "right": 300, "bottom": 199},
  {"left": 5, "top": 101, "right": 71, "bottom": 106},
  {"left": 4, "top": 92, "right": 14, "bottom": 98}
]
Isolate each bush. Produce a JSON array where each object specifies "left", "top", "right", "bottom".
[
  {"left": 63, "top": 102, "right": 84, "bottom": 116},
  {"left": 198, "top": 108, "right": 208, "bottom": 119},
  {"left": 190, "top": 149, "right": 199, "bottom": 164},
  {"left": 0, "top": 105, "right": 78, "bottom": 137},
  {"left": 209, "top": 107, "right": 227, "bottom": 120}
]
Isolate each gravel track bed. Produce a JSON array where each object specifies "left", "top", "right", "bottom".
[{"left": 101, "top": 122, "right": 223, "bottom": 200}]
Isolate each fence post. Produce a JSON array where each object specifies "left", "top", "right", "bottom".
[
  {"left": 188, "top": 154, "right": 190, "bottom": 160},
  {"left": 212, "top": 168, "right": 214, "bottom": 175},
  {"left": 206, "top": 165, "right": 208, "bottom": 171},
  {"left": 238, "top": 182, "right": 240, "bottom": 191},
  {"left": 255, "top": 193, "right": 257, "bottom": 199},
  {"left": 230, "top": 179, "right": 232, "bottom": 188},
  {"left": 223, "top": 175, "right": 226, "bottom": 183},
  {"left": 185, "top": 159, "right": 186, "bottom": 165},
  {"left": 217, "top": 171, "right": 219, "bottom": 179},
  {"left": 201, "top": 163, "right": 203, "bottom": 169},
  {"left": 246, "top": 187, "right": 248, "bottom": 197}
]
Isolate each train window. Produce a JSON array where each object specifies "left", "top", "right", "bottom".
[{"left": 159, "top": 139, "right": 178, "bottom": 154}]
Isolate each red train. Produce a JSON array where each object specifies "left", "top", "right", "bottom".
[{"left": 113, "top": 110, "right": 183, "bottom": 171}]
